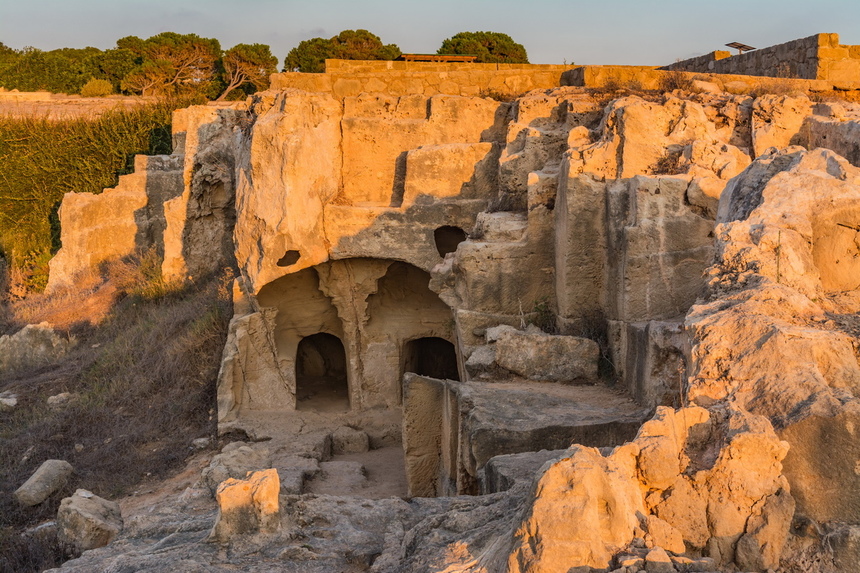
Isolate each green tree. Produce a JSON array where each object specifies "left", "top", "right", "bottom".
[
  {"left": 217, "top": 43, "right": 278, "bottom": 100},
  {"left": 437, "top": 31, "right": 528, "bottom": 64},
  {"left": 284, "top": 37, "right": 335, "bottom": 73},
  {"left": 0, "top": 42, "right": 17, "bottom": 70},
  {"left": 284, "top": 29, "right": 400, "bottom": 73},
  {"left": 120, "top": 33, "right": 221, "bottom": 96},
  {"left": 85, "top": 47, "right": 137, "bottom": 92},
  {"left": 330, "top": 29, "right": 400, "bottom": 61},
  {"left": 0, "top": 46, "right": 100, "bottom": 93}
]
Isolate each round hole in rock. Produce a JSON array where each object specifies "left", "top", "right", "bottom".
[
  {"left": 277, "top": 250, "right": 301, "bottom": 267},
  {"left": 296, "top": 333, "right": 349, "bottom": 412},
  {"left": 434, "top": 226, "right": 467, "bottom": 257},
  {"left": 403, "top": 337, "right": 460, "bottom": 381}
]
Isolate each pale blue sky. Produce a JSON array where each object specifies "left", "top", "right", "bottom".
[{"left": 1, "top": 0, "right": 858, "bottom": 66}]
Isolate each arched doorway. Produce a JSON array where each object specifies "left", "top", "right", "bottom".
[
  {"left": 403, "top": 337, "right": 460, "bottom": 381},
  {"left": 296, "top": 333, "right": 349, "bottom": 411}
]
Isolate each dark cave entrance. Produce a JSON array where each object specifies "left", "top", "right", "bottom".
[
  {"left": 296, "top": 333, "right": 349, "bottom": 412},
  {"left": 434, "top": 226, "right": 467, "bottom": 257},
  {"left": 403, "top": 337, "right": 460, "bottom": 381}
]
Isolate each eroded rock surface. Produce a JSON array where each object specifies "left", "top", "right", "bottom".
[{"left": 40, "top": 79, "right": 860, "bottom": 573}]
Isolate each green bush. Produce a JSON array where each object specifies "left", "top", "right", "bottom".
[{"left": 79, "top": 77, "right": 113, "bottom": 97}]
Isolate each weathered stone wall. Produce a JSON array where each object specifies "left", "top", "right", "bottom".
[
  {"left": 0, "top": 88, "right": 52, "bottom": 101},
  {"left": 324, "top": 59, "right": 571, "bottom": 73},
  {"left": 661, "top": 50, "right": 731, "bottom": 73},
  {"left": 564, "top": 65, "right": 842, "bottom": 92},
  {"left": 270, "top": 60, "right": 576, "bottom": 98},
  {"left": 662, "top": 33, "right": 860, "bottom": 83}
]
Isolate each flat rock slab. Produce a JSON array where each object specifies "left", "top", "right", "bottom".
[
  {"left": 455, "top": 381, "right": 648, "bottom": 473},
  {"left": 304, "top": 461, "right": 367, "bottom": 496}
]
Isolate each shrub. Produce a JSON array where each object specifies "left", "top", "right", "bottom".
[
  {"left": 531, "top": 296, "right": 558, "bottom": 334},
  {"left": 79, "top": 78, "right": 113, "bottom": 97},
  {"left": 651, "top": 148, "right": 687, "bottom": 175},
  {"left": 658, "top": 70, "right": 693, "bottom": 92}
]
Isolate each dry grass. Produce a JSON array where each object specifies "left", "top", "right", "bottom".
[
  {"left": 651, "top": 148, "right": 688, "bottom": 175},
  {"left": 0, "top": 257, "right": 232, "bottom": 572},
  {"left": 810, "top": 89, "right": 860, "bottom": 104},
  {"left": 657, "top": 70, "right": 693, "bottom": 93}
]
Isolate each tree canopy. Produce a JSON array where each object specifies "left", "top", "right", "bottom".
[
  {"left": 437, "top": 31, "right": 528, "bottom": 64},
  {"left": 119, "top": 33, "right": 222, "bottom": 97},
  {"left": 284, "top": 29, "right": 401, "bottom": 73},
  {"left": 0, "top": 47, "right": 99, "bottom": 93},
  {"left": 217, "top": 43, "right": 278, "bottom": 100}
]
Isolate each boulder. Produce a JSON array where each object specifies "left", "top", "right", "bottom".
[
  {"left": 0, "top": 390, "right": 17, "bottom": 411},
  {"left": 47, "top": 392, "right": 79, "bottom": 408},
  {"left": 0, "top": 323, "right": 76, "bottom": 373},
  {"left": 56, "top": 489, "right": 122, "bottom": 551},
  {"left": 494, "top": 330, "right": 599, "bottom": 382},
  {"left": 644, "top": 547, "right": 674, "bottom": 573},
  {"left": 201, "top": 442, "right": 271, "bottom": 494},
  {"left": 690, "top": 79, "right": 721, "bottom": 94},
  {"left": 14, "top": 459, "right": 74, "bottom": 506},
  {"left": 464, "top": 344, "right": 497, "bottom": 378},
  {"left": 507, "top": 445, "right": 644, "bottom": 572},
  {"left": 210, "top": 469, "right": 280, "bottom": 542}
]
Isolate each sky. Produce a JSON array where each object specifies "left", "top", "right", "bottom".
[{"left": 1, "top": 0, "right": 859, "bottom": 66}]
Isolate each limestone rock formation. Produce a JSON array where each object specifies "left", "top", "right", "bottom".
[
  {"left": 507, "top": 406, "right": 792, "bottom": 571},
  {"left": 688, "top": 146, "right": 860, "bottom": 526},
  {"left": 38, "top": 68, "right": 860, "bottom": 573}
]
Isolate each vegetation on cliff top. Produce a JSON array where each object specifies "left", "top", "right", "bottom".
[
  {"left": 438, "top": 31, "right": 529, "bottom": 63},
  {"left": 0, "top": 34, "right": 276, "bottom": 100},
  {"left": 1, "top": 28, "right": 532, "bottom": 94},
  {"left": 283, "top": 29, "right": 401, "bottom": 73}
]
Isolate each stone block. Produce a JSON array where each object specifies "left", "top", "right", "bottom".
[
  {"left": 14, "top": 459, "right": 74, "bottom": 506},
  {"left": 57, "top": 489, "right": 123, "bottom": 551},
  {"left": 210, "top": 469, "right": 280, "bottom": 542},
  {"left": 494, "top": 330, "right": 599, "bottom": 382}
]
